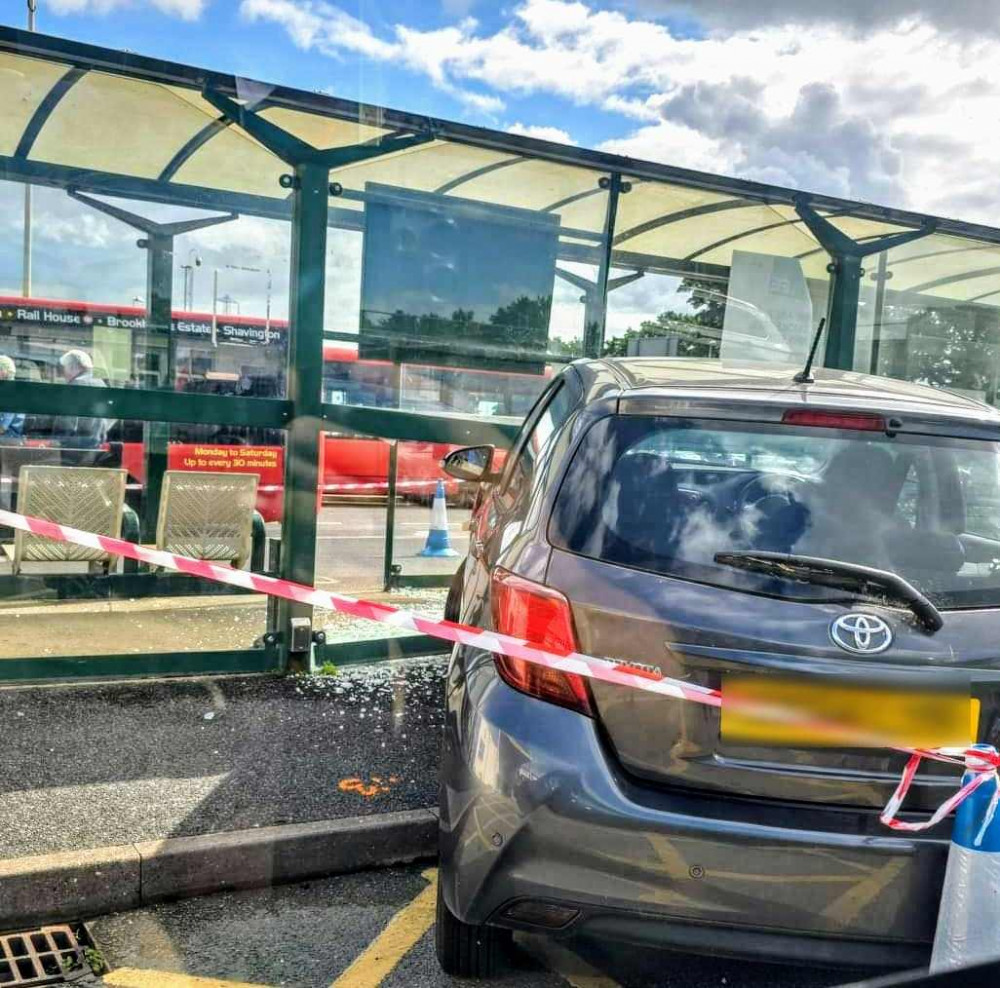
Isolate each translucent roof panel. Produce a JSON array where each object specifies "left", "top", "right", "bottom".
[
  {"left": 30, "top": 71, "right": 217, "bottom": 178},
  {"left": 331, "top": 141, "right": 609, "bottom": 240},
  {"left": 688, "top": 204, "right": 822, "bottom": 266},
  {"left": 829, "top": 215, "right": 914, "bottom": 242},
  {"left": 880, "top": 233, "right": 1000, "bottom": 301},
  {"left": 613, "top": 182, "right": 827, "bottom": 272},
  {"left": 170, "top": 120, "right": 286, "bottom": 199},
  {"left": 0, "top": 52, "right": 71, "bottom": 157},
  {"left": 612, "top": 180, "right": 741, "bottom": 255},
  {"left": 335, "top": 142, "right": 508, "bottom": 201},
  {"left": 259, "top": 106, "right": 392, "bottom": 150},
  {"left": 3, "top": 39, "right": 999, "bottom": 289},
  {"left": 0, "top": 51, "right": 411, "bottom": 203}
]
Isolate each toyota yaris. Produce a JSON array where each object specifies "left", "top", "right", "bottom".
[{"left": 435, "top": 358, "right": 1000, "bottom": 977}]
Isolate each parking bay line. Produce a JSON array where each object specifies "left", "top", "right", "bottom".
[
  {"left": 103, "top": 969, "right": 270, "bottom": 988},
  {"left": 330, "top": 867, "right": 439, "bottom": 987},
  {"left": 519, "top": 936, "right": 623, "bottom": 988}
]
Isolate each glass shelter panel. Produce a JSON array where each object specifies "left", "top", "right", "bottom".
[
  {"left": 323, "top": 145, "right": 609, "bottom": 411},
  {"left": 854, "top": 232, "right": 1000, "bottom": 402},
  {"left": 0, "top": 410, "right": 283, "bottom": 660},
  {"left": 0, "top": 178, "right": 291, "bottom": 396},
  {"left": 315, "top": 433, "right": 473, "bottom": 601},
  {"left": 607, "top": 177, "right": 831, "bottom": 362}
]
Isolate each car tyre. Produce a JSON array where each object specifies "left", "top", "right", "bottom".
[{"left": 435, "top": 878, "right": 507, "bottom": 978}]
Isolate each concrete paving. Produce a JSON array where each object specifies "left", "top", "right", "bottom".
[
  {"left": 0, "top": 502, "right": 464, "bottom": 658},
  {"left": 88, "top": 864, "right": 875, "bottom": 988},
  {"left": 0, "top": 660, "right": 446, "bottom": 859}
]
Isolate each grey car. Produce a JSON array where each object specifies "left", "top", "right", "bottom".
[{"left": 435, "top": 358, "right": 1000, "bottom": 978}]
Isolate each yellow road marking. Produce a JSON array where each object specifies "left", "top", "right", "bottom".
[
  {"left": 822, "top": 857, "right": 908, "bottom": 925},
  {"left": 103, "top": 969, "right": 270, "bottom": 988},
  {"left": 520, "top": 935, "right": 622, "bottom": 988},
  {"left": 330, "top": 868, "right": 438, "bottom": 987}
]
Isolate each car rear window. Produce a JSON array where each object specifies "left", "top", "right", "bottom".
[{"left": 548, "top": 414, "right": 1000, "bottom": 609}]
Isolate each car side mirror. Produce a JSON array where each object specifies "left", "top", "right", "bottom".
[{"left": 442, "top": 445, "right": 497, "bottom": 483}]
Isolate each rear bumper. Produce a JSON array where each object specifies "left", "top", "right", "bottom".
[{"left": 439, "top": 653, "right": 947, "bottom": 969}]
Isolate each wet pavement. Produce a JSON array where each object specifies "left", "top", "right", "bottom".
[
  {"left": 89, "top": 863, "right": 880, "bottom": 988},
  {"left": 0, "top": 659, "right": 447, "bottom": 858}
]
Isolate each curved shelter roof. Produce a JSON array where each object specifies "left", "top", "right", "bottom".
[{"left": 2, "top": 28, "right": 1000, "bottom": 304}]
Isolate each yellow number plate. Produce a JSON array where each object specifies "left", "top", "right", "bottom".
[{"left": 721, "top": 676, "right": 979, "bottom": 749}]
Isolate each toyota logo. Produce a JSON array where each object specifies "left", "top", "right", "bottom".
[{"left": 830, "top": 613, "right": 892, "bottom": 654}]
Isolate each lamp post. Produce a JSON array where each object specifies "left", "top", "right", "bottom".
[
  {"left": 181, "top": 249, "right": 201, "bottom": 310},
  {"left": 224, "top": 263, "right": 272, "bottom": 330},
  {"left": 21, "top": 0, "right": 37, "bottom": 298}
]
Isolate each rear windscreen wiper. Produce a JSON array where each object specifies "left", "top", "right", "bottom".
[{"left": 713, "top": 551, "right": 944, "bottom": 633}]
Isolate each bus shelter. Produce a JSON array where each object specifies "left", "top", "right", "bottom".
[{"left": 3, "top": 26, "right": 1000, "bottom": 680}]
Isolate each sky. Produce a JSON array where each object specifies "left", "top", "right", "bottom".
[{"left": 4, "top": 0, "right": 1000, "bottom": 339}]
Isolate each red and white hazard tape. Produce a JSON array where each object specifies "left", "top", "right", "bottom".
[
  {"left": 0, "top": 508, "right": 717, "bottom": 708},
  {"left": 1, "top": 505, "right": 996, "bottom": 837}
]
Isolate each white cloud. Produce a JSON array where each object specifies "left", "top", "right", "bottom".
[
  {"left": 31, "top": 212, "right": 131, "bottom": 249},
  {"left": 599, "top": 119, "right": 733, "bottom": 176},
  {"left": 240, "top": 0, "right": 1000, "bottom": 223},
  {"left": 47, "top": 0, "right": 205, "bottom": 19},
  {"left": 507, "top": 122, "right": 577, "bottom": 145},
  {"left": 241, "top": 0, "right": 504, "bottom": 113},
  {"left": 636, "top": 0, "right": 1000, "bottom": 38}
]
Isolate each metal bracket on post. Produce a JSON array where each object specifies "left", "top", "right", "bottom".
[
  {"left": 793, "top": 196, "right": 935, "bottom": 371},
  {"left": 556, "top": 266, "right": 644, "bottom": 350},
  {"left": 200, "top": 88, "right": 435, "bottom": 673}
]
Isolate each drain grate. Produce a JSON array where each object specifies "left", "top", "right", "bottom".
[{"left": 0, "top": 925, "right": 83, "bottom": 985}]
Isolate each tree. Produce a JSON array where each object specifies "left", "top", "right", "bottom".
[
  {"left": 488, "top": 294, "right": 553, "bottom": 344},
  {"left": 549, "top": 336, "right": 585, "bottom": 358},
  {"left": 885, "top": 303, "right": 1000, "bottom": 401},
  {"left": 602, "top": 309, "right": 720, "bottom": 358},
  {"left": 677, "top": 276, "right": 728, "bottom": 329}
]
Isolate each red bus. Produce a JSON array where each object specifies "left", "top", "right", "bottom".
[{"left": 0, "top": 297, "right": 546, "bottom": 520}]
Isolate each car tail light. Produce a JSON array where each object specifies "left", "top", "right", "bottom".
[
  {"left": 781, "top": 409, "right": 886, "bottom": 432},
  {"left": 490, "top": 568, "right": 593, "bottom": 717}
]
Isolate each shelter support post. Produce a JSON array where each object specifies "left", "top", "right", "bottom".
[
  {"left": 66, "top": 191, "right": 236, "bottom": 539},
  {"left": 794, "top": 197, "right": 934, "bottom": 371},
  {"left": 556, "top": 266, "right": 644, "bottom": 356},
  {"left": 276, "top": 160, "right": 328, "bottom": 671},
  {"left": 201, "top": 88, "right": 432, "bottom": 671},
  {"left": 587, "top": 173, "right": 628, "bottom": 358}
]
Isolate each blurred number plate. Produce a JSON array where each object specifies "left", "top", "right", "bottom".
[{"left": 721, "top": 676, "right": 979, "bottom": 748}]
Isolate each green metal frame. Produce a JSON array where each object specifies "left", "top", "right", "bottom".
[
  {"left": 587, "top": 173, "right": 624, "bottom": 357},
  {"left": 0, "top": 379, "right": 291, "bottom": 427},
  {"left": 793, "top": 198, "right": 936, "bottom": 370},
  {"left": 383, "top": 440, "right": 399, "bottom": 592},
  {"left": 0, "top": 572, "right": 260, "bottom": 600},
  {"left": 0, "top": 647, "right": 281, "bottom": 682},
  {"left": 6, "top": 26, "right": 998, "bottom": 246},
  {"left": 315, "top": 634, "right": 450, "bottom": 669},
  {"left": 3, "top": 26, "right": 999, "bottom": 681},
  {"left": 195, "top": 90, "right": 436, "bottom": 672}
]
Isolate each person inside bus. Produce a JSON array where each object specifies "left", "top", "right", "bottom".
[
  {"left": 52, "top": 349, "right": 116, "bottom": 447},
  {"left": 0, "top": 356, "right": 25, "bottom": 441}
]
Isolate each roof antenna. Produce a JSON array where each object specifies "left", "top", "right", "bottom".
[{"left": 793, "top": 317, "right": 826, "bottom": 385}]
